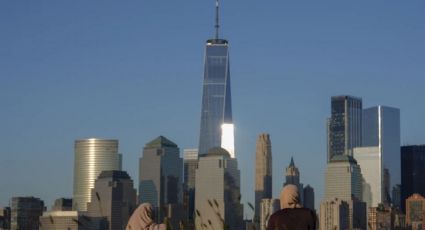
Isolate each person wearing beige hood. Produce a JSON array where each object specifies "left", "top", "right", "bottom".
[
  {"left": 126, "top": 203, "right": 166, "bottom": 230},
  {"left": 267, "top": 184, "right": 317, "bottom": 230}
]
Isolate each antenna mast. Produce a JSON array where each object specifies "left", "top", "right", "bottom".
[{"left": 215, "top": 0, "right": 220, "bottom": 40}]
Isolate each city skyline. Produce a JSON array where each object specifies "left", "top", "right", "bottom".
[{"left": 1, "top": 0, "right": 425, "bottom": 219}]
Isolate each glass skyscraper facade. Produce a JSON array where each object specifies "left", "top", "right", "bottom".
[
  {"left": 198, "top": 38, "right": 233, "bottom": 157},
  {"left": 401, "top": 145, "right": 425, "bottom": 212},
  {"left": 328, "top": 95, "right": 363, "bottom": 162},
  {"left": 361, "top": 106, "right": 400, "bottom": 205}
]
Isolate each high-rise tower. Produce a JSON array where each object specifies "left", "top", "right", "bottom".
[
  {"left": 353, "top": 105, "right": 400, "bottom": 207},
  {"left": 284, "top": 157, "right": 304, "bottom": 205},
  {"left": 195, "top": 147, "right": 243, "bottom": 229},
  {"left": 198, "top": 0, "right": 234, "bottom": 157},
  {"left": 284, "top": 157, "right": 300, "bottom": 186},
  {"left": 10, "top": 197, "right": 44, "bottom": 230},
  {"left": 183, "top": 149, "right": 198, "bottom": 221},
  {"left": 254, "top": 133, "right": 272, "bottom": 218},
  {"left": 87, "top": 170, "right": 137, "bottom": 230},
  {"left": 401, "top": 145, "right": 425, "bottom": 212},
  {"left": 73, "top": 139, "right": 122, "bottom": 211},
  {"left": 139, "top": 136, "right": 183, "bottom": 224},
  {"left": 327, "top": 95, "right": 363, "bottom": 161}
]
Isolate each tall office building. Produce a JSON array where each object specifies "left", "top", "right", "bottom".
[
  {"left": 327, "top": 95, "right": 362, "bottom": 161},
  {"left": 10, "top": 197, "right": 44, "bottom": 230},
  {"left": 139, "top": 136, "right": 183, "bottom": 224},
  {"left": 87, "top": 170, "right": 137, "bottom": 230},
  {"left": 325, "top": 155, "right": 362, "bottom": 201},
  {"left": 325, "top": 155, "right": 366, "bottom": 230},
  {"left": 254, "top": 133, "right": 272, "bottom": 218},
  {"left": 183, "top": 149, "right": 198, "bottom": 221},
  {"left": 362, "top": 106, "right": 400, "bottom": 204},
  {"left": 303, "top": 185, "right": 315, "bottom": 211},
  {"left": 353, "top": 146, "right": 381, "bottom": 207},
  {"left": 198, "top": 0, "right": 234, "bottom": 158},
  {"left": 284, "top": 157, "right": 300, "bottom": 186},
  {"left": 284, "top": 157, "right": 304, "bottom": 204},
  {"left": 195, "top": 147, "right": 243, "bottom": 229},
  {"left": 392, "top": 184, "right": 402, "bottom": 208},
  {"left": 401, "top": 145, "right": 425, "bottom": 212},
  {"left": 0, "top": 207, "right": 10, "bottom": 230},
  {"left": 73, "top": 139, "right": 122, "bottom": 211}
]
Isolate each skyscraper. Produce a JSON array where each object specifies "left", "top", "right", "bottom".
[
  {"left": 353, "top": 146, "right": 381, "bottom": 207},
  {"left": 73, "top": 139, "right": 122, "bottom": 211},
  {"left": 254, "top": 133, "right": 272, "bottom": 218},
  {"left": 195, "top": 147, "right": 243, "bottom": 229},
  {"left": 303, "top": 185, "right": 315, "bottom": 211},
  {"left": 327, "top": 95, "right": 362, "bottom": 161},
  {"left": 198, "top": 0, "right": 234, "bottom": 157},
  {"left": 284, "top": 157, "right": 300, "bottom": 186},
  {"left": 362, "top": 105, "right": 400, "bottom": 204},
  {"left": 0, "top": 207, "right": 10, "bottom": 230},
  {"left": 325, "top": 155, "right": 362, "bottom": 201},
  {"left": 87, "top": 170, "right": 137, "bottom": 230},
  {"left": 284, "top": 157, "right": 304, "bottom": 204},
  {"left": 183, "top": 149, "right": 198, "bottom": 221},
  {"left": 10, "top": 197, "right": 44, "bottom": 230},
  {"left": 139, "top": 136, "right": 183, "bottom": 224},
  {"left": 401, "top": 145, "right": 425, "bottom": 212}
]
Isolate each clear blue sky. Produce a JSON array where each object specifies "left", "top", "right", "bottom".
[{"left": 1, "top": 0, "right": 424, "bottom": 217}]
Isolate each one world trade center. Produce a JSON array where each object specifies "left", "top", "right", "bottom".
[{"left": 198, "top": 0, "right": 234, "bottom": 158}]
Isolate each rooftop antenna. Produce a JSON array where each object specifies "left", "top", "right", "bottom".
[{"left": 215, "top": 0, "right": 220, "bottom": 40}]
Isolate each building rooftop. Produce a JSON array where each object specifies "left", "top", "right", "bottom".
[
  {"left": 206, "top": 38, "right": 228, "bottom": 45},
  {"left": 204, "top": 147, "right": 230, "bottom": 158},
  {"left": 97, "top": 170, "right": 131, "bottom": 180},
  {"left": 330, "top": 155, "right": 358, "bottom": 164},
  {"left": 331, "top": 95, "right": 362, "bottom": 101},
  {"left": 145, "top": 136, "right": 178, "bottom": 148}
]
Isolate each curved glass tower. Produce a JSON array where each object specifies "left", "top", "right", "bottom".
[
  {"left": 198, "top": 0, "right": 233, "bottom": 157},
  {"left": 72, "top": 139, "right": 122, "bottom": 211}
]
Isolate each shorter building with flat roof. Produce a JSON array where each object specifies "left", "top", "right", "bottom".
[
  {"left": 406, "top": 193, "right": 425, "bottom": 230},
  {"left": 11, "top": 196, "right": 45, "bottom": 230}
]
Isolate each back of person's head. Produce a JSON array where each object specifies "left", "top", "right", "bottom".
[
  {"left": 280, "top": 184, "right": 301, "bottom": 209},
  {"left": 126, "top": 203, "right": 166, "bottom": 230}
]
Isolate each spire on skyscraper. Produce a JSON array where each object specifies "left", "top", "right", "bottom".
[
  {"left": 215, "top": 0, "right": 220, "bottom": 40},
  {"left": 290, "top": 156, "right": 295, "bottom": 167}
]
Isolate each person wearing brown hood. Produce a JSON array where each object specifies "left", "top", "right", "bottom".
[
  {"left": 267, "top": 184, "right": 317, "bottom": 230},
  {"left": 126, "top": 203, "right": 166, "bottom": 230}
]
